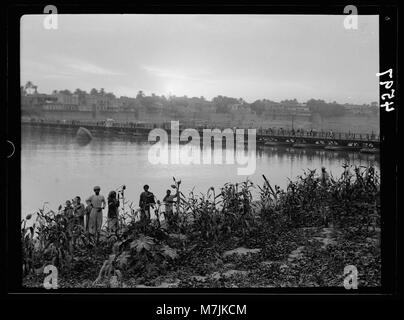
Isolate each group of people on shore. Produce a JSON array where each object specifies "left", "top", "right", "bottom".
[{"left": 59, "top": 184, "right": 179, "bottom": 239}]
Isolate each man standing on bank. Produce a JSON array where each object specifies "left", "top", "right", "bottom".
[
  {"left": 163, "top": 188, "right": 179, "bottom": 226},
  {"left": 86, "top": 186, "right": 106, "bottom": 242},
  {"left": 73, "top": 196, "right": 86, "bottom": 228},
  {"left": 139, "top": 184, "right": 156, "bottom": 223}
]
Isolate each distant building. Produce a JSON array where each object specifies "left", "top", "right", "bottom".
[
  {"left": 53, "top": 92, "right": 79, "bottom": 105},
  {"left": 293, "top": 103, "right": 311, "bottom": 117},
  {"left": 77, "top": 104, "right": 93, "bottom": 112},
  {"left": 344, "top": 103, "right": 375, "bottom": 115},
  {"left": 118, "top": 96, "right": 140, "bottom": 111},
  {"left": 41, "top": 91, "right": 79, "bottom": 111},
  {"left": 86, "top": 95, "right": 109, "bottom": 111},
  {"left": 229, "top": 103, "right": 252, "bottom": 115},
  {"left": 22, "top": 94, "right": 58, "bottom": 109},
  {"left": 262, "top": 100, "right": 311, "bottom": 117},
  {"left": 111, "top": 98, "right": 123, "bottom": 110}
]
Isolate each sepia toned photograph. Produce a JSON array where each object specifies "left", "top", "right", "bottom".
[{"left": 20, "top": 13, "right": 381, "bottom": 289}]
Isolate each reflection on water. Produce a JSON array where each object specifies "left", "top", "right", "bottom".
[{"left": 21, "top": 126, "right": 379, "bottom": 216}]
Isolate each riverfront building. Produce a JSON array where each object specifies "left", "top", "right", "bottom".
[{"left": 20, "top": 82, "right": 379, "bottom": 121}]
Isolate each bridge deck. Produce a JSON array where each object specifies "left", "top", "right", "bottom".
[{"left": 22, "top": 119, "right": 380, "bottom": 147}]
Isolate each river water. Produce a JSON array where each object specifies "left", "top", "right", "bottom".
[{"left": 21, "top": 126, "right": 379, "bottom": 217}]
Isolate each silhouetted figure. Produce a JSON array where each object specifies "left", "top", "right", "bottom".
[
  {"left": 63, "top": 200, "right": 74, "bottom": 220},
  {"left": 84, "top": 199, "right": 92, "bottom": 232},
  {"left": 139, "top": 185, "right": 156, "bottom": 223},
  {"left": 163, "top": 189, "right": 178, "bottom": 224},
  {"left": 320, "top": 167, "right": 330, "bottom": 187},
  {"left": 107, "top": 190, "right": 120, "bottom": 232},
  {"left": 73, "top": 196, "right": 85, "bottom": 227}
]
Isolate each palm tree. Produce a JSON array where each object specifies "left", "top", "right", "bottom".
[
  {"left": 136, "top": 90, "right": 145, "bottom": 99},
  {"left": 74, "top": 88, "right": 86, "bottom": 95},
  {"left": 24, "top": 81, "right": 36, "bottom": 94},
  {"left": 25, "top": 81, "right": 33, "bottom": 89}
]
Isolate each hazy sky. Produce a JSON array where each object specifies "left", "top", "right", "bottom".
[{"left": 21, "top": 14, "right": 379, "bottom": 104}]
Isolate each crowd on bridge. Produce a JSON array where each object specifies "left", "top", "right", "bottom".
[
  {"left": 261, "top": 127, "right": 377, "bottom": 140},
  {"left": 26, "top": 118, "right": 378, "bottom": 140}
]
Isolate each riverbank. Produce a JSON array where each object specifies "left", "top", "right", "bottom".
[
  {"left": 22, "top": 165, "right": 380, "bottom": 289},
  {"left": 23, "top": 225, "right": 380, "bottom": 288}
]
